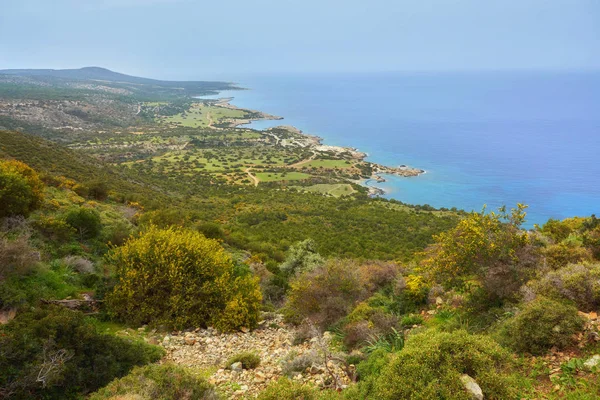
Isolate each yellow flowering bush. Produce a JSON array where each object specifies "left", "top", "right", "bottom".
[
  {"left": 421, "top": 205, "right": 537, "bottom": 302},
  {"left": 107, "top": 226, "right": 261, "bottom": 331},
  {"left": 0, "top": 159, "right": 45, "bottom": 217}
]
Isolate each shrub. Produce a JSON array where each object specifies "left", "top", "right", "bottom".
[
  {"left": 226, "top": 352, "right": 261, "bottom": 369},
  {"left": 281, "top": 350, "right": 320, "bottom": 377},
  {"left": 0, "top": 160, "right": 44, "bottom": 218},
  {"left": 544, "top": 243, "right": 592, "bottom": 270},
  {"left": 213, "top": 273, "right": 262, "bottom": 332},
  {"left": 196, "top": 222, "right": 225, "bottom": 240},
  {"left": 541, "top": 218, "right": 580, "bottom": 243},
  {"left": 400, "top": 313, "right": 425, "bottom": 326},
  {"left": 496, "top": 297, "right": 584, "bottom": 355},
  {"left": 371, "top": 330, "right": 516, "bottom": 400},
  {"left": 102, "top": 221, "right": 133, "bottom": 246},
  {"left": 62, "top": 255, "right": 95, "bottom": 274},
  {"left": 343, "top": 320, "right": 373, "bottom": 349},
  {"left": 528, "top": 263, "right": 600, "bottom": 311},
  {"left": 32, "top": 215, "right": 76, "bottom": 242},
  {"left": 0, "top": 306, "right": 163, "bottom": 399},
  {"left": 342, "top": 302, "right": 400, "bottom": 349},
  {"left": 421, "top": 205, "right": 542, "bottom": 306},
  {"left": 284, "top": 259, "right": 365, "bottom": 328},
  {"left": 358, "top": 261, "right": 400, "bottom": 293},
  {"left": 0, "top": 235, "right": 39, "bottom": 279},
  {"left": 107, "top": 226, "right": 261, "bottom": 331},
  {"left": 583, "top": 226, "right": 600, "bottom": 259},
  {"left": 65, "top": 207, "right": 102, "bottom": 239},
  {"left": 86, "top": 179, "right": 109, "bottom": 201},
  {"left": 257, "top": 378, "right": 339, "bottom": 400},
  {"left": 346, "top": 348, "right": 391, "bottom": 399},
  {"left": 280, "top": 239, "right": 324, "bottom": 277},
  {"left": 88, "top": 364, "right": 217, "bottom": 400}
]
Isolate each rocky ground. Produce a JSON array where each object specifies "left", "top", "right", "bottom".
[{"left": 156, "top": 313, "right": 353, "bottom": 399}]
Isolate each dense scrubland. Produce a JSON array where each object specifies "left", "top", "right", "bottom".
[{"left": 1, "top": 69, "right": 599, "bottom": 399}]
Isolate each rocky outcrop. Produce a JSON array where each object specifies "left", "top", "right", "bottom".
[{"left": 159, "top": 314, "right": 352, "bottom": 398}]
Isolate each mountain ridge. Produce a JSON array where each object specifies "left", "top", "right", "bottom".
[{"left": 0, "top": 66, "right": 233, "bottom": 87}]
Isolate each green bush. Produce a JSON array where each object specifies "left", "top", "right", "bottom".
[
  {"left": 345, "top": 349, "right": 391, "bottom": 399},
  {"left": 107, "top": 226, "right": 262, "bottom": 331},
  {"left": 342, "top": 302, "right": 400, "bottom": 349},
  {"left": 0, "top": 159, "right": 44, "bottom": 218},
  {"left": 89, "top": 363, "right": 217, "bottom": 400},
  {"left": 544, "top": 242, "right": 592, "bottom": 270},
  {"left": 226, "top": 351, "right": 261, "bottom": 369},
  {"left": 257, "top": 378, "right": 340, "bottom": 400},
  {"left": 0, "top": 306, "right": 163, "bottom": 399},
  {"left": 401, "top": 313, "right": 425, "bottom": 326},
  {"left": 65, "top": 207, "right": 102, "bottom": 239},
  {"left": 496, "top": 297, "right": 584, "bottom": 355},
  {"left": 370, "top": 329, "right": 517, "bottom": 400},
  {"left": 86, "top": 179, "right": 109, "bottom": 201},
  {"left": 528, "top": 263, "right": 600, "bottom": 311}
]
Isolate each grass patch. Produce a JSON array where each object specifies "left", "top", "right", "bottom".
[
  {"left": 255, "top": 171, "right": 311, "bottom": 182},
  {"left": 303, "top": 159, "right": 353, "bottom": 169}
]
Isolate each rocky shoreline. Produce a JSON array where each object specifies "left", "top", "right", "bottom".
[{"left": 208, "top": 96, "right": 425, "bottom": 194}]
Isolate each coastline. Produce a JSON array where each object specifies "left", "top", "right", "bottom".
[{"left": 198, "top": 95, "right": 425, "bottom": 196}]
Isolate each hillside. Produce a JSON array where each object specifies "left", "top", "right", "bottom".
[
  {"left": 0, "top": 66, "right": 236, "bottom": 93},
  {"left": 1, "top": 68, "right": 599, "bottom": 400}
]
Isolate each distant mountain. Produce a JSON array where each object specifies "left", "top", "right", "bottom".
[
  {"left": 0, "top": 66, "right": 239, "bottom": 99},
  {"left": 0, "top": 66, "right": 232, "bottom": 88}
]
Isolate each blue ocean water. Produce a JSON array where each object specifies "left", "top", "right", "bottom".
[{"left": 205, "top": 71, "right": 600, "bottom": 227}]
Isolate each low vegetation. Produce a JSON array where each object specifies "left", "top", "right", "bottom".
[
  {"left": 2, "top": 72, "right": 600, "bottom": 399},
  {"left": 89, "top": 364, "right": 217, "bottom": 400},
  {"left": 226, "top": 352, "right": 261, "bottom": 370}
]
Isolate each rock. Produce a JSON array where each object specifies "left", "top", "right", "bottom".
[
  {"left": 583, "top": 354, "right": 600, "bottom": 370},
  {"left": 309, "top": 366, "right": 323, "bottom": 375},
  {"left": 460, "top": 374, "right": 483, "bottom": 400},
  {"left": 435, "top": 296, "right": 444, "bottom": 306},
  {"left": 0, "top": 307, "right": 17, "bottom": 324},
  {"left": 241, "top": 327, "right": 249, "bottom": 333},
  {"left": 184, "top": 337, "right": 196, "bottom": 346},
  {"left": 230, "top": 362, "right": 243, "bottom": 372}
]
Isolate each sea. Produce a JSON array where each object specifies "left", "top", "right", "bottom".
[{"left": 201, "top": 71, "right": 600, "bottom": 227}]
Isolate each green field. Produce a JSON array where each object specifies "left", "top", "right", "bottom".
[
  {"left": 303, "top": 159, "right": 354, "bottom": 169},
  {"left": 255, "top": 171, "right": 311, "bottom": 182},
  {"left": 160, "top": 103, "right": 247, "bottom": 128}
]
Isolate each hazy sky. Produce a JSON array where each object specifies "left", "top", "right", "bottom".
[{"left": 1, "top": 0, "right": 598, "bottom": 80}]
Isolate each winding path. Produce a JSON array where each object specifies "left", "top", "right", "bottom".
[
  {"left": 244, "top": 167, "right": 259, "bottom": 186},
  {"left": 289, "top": 151, "right": 317, "bottom": 168}
]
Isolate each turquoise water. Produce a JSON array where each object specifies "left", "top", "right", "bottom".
[{"left": 202, "top": 71, "right": 600, "bottom": 227}]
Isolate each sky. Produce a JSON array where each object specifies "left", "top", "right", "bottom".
[{"left": 0, "top": 0, "right": 599, "bottom": 80}]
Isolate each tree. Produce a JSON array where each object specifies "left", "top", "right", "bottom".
[
  {"left": 0, "top": 160, "right": 44, "bottom": 218},
  {"left": 107, "top": 226, "right": 261, "bottom": 331},
  {"left": 65, "top": 207, "right": 102, "bottom": 239}
]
